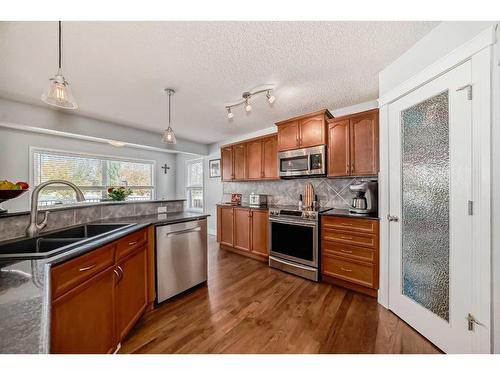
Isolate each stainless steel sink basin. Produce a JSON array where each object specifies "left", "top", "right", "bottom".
[{"left": 0, "top": 223, "right": 133, "bottom": 260}]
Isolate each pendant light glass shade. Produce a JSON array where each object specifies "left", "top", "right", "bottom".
[
  {"left": 41, "top": 21, "right": 78, "bottom": 110},
  {"left": 161, "top": 88, "right": 177, "bottom": 144},
  {"left": 41, "top": 69, "right": 78, "bottom": 109},
  {"left": 162, "top": 126, "right": 177, "bottom": 144}
]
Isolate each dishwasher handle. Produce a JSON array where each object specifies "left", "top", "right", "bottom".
[{"left": 166, "top": 226, "right": 202, "bottom": 237}]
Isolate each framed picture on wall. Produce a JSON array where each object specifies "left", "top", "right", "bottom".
[{"left": 209, "top": 159, "right": 221, "bottom": 178}]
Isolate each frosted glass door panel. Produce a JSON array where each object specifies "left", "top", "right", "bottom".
[{"left": 400, "top": 91, "right": 449, "bottom": 321}]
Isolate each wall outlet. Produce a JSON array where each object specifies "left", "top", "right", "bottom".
[{"left": 157, "top": 206, "right": 167, "bottom": 214}]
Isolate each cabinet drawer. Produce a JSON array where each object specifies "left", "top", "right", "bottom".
[
  {"left": 322, "top": 241, "right": 375, "bottom": 263},
  {"left": 322, "top": 216, "right": 378, "bottom": 234},
  {"left": 322, "top": 254, "right": 374, "bottom": 288},
  {"left": 116, "top": 229, "right": 147, "bottom": 260},
  {"left": 51, "top": 243, "right": 115, "bottom": 299},
  {"left": 322, "top": 228, "right": 377, "bottom": 249}
]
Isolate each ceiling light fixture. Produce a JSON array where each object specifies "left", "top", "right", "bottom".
[
  {"left": 41, "top": 21, "right": 78, "bottom": 110},
  {"left": 225, "top": 87, "right": 275, "bottom": 119},
  {"left": 161, "top": 88, "right": 177, "bottom": 145}
]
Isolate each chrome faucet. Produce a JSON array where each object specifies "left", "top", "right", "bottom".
[{"left": 26, "top": 180, "right": 85, "bottom": 237}]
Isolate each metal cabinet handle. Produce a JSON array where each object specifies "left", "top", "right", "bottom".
[
  {"left": 115, "top": 265, "right": 124, "bottom": 283},
  {"left": 128, "top": 241, "right": 138, "bottom": 246},
  {"left": 113, "top": 269, "right": 120, "bottom": 279},
  {"left": 340, "top": 267, "right": 352, "bottom": 272},
  {"left": 340, "top": 249, "right": 353, "bottom": 254},
  {"left": 79, "top": 264, "right": 96, "bottom": 272}
]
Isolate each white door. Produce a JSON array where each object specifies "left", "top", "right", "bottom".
[{"left": 388, "top": 60, "right": 476, "bottom": 353}]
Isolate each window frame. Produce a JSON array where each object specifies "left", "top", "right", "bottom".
[
  {"left": 29, "top": 146, "right": 156, "bottom": 205},
  {"left": 185, "top": 157, "right": 204, "bottom": 212}
]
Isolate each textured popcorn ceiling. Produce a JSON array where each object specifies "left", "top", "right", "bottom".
[{"left": 0, "top": 21, "right": 437, "bottom": 144}]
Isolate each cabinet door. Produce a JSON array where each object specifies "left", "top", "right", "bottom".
[
  {"left": 250, "top": 210, "right": 269, "bottom": 257},
  {"left": 219, "top": 206, "right": 234, "bottom": 246},
  {"left": 246, "top": 139, "right": 263, "bottom": 180},
  {"left": 328, "top": 119, "right": 350, "bottom": 177},
  {"left": 233, "top": 143, "right": 247, "bottom": 180},
  {"left": 51, "top": 267, "right": 116, "bottom": 354},
  {"left": 221, "top": 146, "right": 233, "bottom": 181},
  {"left": 299, "top": 116, "right": 326, "bottom": 148},
  {"left": 262, "top": 135, "right": 278, "bottom": 179},
  {"left": 277, "top": 121, "right": 300, "bottom": 151},
  {"left": 233, "top": 208, "right": 251, "bottom": 252},
  {"left": 115, "top": 246, "right": 147, "bottom": 342},
  {"left": 349, "top": 110, "right": 379, "bottom": 176}
]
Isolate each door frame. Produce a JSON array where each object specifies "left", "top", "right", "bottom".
[{"left": 378, "top": 25, "right": 496, "bottom": 353}]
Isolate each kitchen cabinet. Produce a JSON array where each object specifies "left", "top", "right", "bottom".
[
  {"left": 217, "top": 205, "right": 269, "bottom": 261},
  {"left": 250, "top": 210, "right": 268, "bottom": 257},
  {"left": 50, "top": 227, "right": 150, "bottom": 353},
  {"left": 221, "top": 134, "right": 278, "bottom": 182},
  {"left": 221, "top": 146, "right": 233, "bottom": 181},
  {"left": 276, "top": 109, "right": 333, "bottom": 152},
  {"left": 321, "top": 215, "right": 379, "bottom": 297},
  {"left": 115, "top": 245, "right": 148, "bottom": 342},
  {"left": 51, "top": 266, "right": 116, "bottom": 354},
  {"left": 218, "top": 205, "right": 234, "bottom": 246},
  {"left": 327, "top": 109, "right": 379, "bottom": 177},
  {"left": 233, "top": 208, "right": 251, "bottom": 252}
]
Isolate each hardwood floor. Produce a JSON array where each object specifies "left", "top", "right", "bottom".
[{"left": 120, "top": 235, "right": 440, "bottom": 354}]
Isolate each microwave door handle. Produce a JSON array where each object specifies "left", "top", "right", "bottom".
[{"left": 307, "top": 153, "right": 311, "bottom": 172}]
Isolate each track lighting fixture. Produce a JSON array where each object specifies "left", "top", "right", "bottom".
[{"left": 225, "top": 87, "right": 275, "bottom": 119}]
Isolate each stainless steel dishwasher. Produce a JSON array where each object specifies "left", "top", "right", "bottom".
[{"left": 156, "top": 218, "right": 207, "bottom": 303}]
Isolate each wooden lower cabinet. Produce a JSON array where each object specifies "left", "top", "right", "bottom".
[
  {"left": 321, "top": 216, "right": 379, "bottom": 297},
  {"left": 115, "top": 245, "right": 148, "bottom": 342},
  {"left": 51, "top": 267, "right": 116, "bottom": 354},
  {"left": 217, "top": 205, "right": 269, "bottom": 261},
  {"left": 50, "top": 228, "right": 150, "bottom": 353}
]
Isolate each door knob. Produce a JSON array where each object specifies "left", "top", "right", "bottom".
[{"left": 387, "top": 215, "right": 399, "bottom": 222}]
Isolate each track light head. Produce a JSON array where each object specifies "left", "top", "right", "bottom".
[
  {"left": 227, "top": 107, "right": 234, "bottom": 119},
  {"left": 266, "top": 91, "right": 275, "bottom": 104}
]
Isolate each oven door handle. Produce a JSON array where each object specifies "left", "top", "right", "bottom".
[
  {"left": 269, "top": 217, "right": 317, "bottom": 227},
  {"left": 269, "top": 256, "right": 317, "bottom": 272}
]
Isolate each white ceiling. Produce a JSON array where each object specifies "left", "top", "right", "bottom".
[{"left": 0, "top": 21, "right": 437, "bottom": 145}]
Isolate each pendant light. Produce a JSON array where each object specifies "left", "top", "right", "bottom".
[
  {"left": 162, "top": 88, "right": 177, "bottom": 144},
  {"left": 41, "top": 21, "right": 78, "bottom": 109}
]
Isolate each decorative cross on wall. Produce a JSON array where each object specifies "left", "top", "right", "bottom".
[{"left": 161, "top": 163, "right": 170, "bottom": 174}]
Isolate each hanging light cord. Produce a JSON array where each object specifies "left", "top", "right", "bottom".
[
  {"left": 58, "top": 21, "right": 62, "bottom": 70},
  {"left": 168, "top": 91, "right": 171, "bottom": 126}
]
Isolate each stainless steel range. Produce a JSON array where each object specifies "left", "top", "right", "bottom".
[{"left": 268, "top": 205, "right": 332, "bottom": 281}]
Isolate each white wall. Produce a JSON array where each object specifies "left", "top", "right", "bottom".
[
  {"left": 379, "top": 21, "right": 497, "bottom": 96},
  {"left": 0, "top": 126, "right": 177, "bottom": 210}
]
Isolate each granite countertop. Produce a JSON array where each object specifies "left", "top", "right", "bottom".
[
  {"left": 0, "top": 199, "right": 187, "bottom": 218},
  {"left": 0, "top": 210, "right": 209, "bottom": 354},
  {"left": 216, "top": 202, "right": 269, "bottom": 210},
  {"left": 320, "top": 208, "right": 380, "bottom": 219}
]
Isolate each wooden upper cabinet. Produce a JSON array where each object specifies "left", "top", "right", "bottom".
[
  {"left": 277, "top": 120, "right": 300, "bottom": 151},
  {"left": 51, "top": 267, "right": 116, "bottom": 354},
  {"left": 233, "top": 208, "right": 251, "bottom": 252},
  {"left": 299, "top": 116, "right": 326, "bottom": 148},
  {"left": 246, "top": 139, "right": 263, "bottom": 180},
  {"left": 350, "top": 110, "right": 379, "bottom": 176},
  {"left": 221, "top": 146, "right": 233, "bottom": 181},
  {"left": 327, "top": 109, "right": 379, "bottom": 177},
  {"left": 233, "top": 143, "right": 247, "bottom": 180},
  {"left": 219, "top": 206, "right": 234, "bottom": 246},
  {"left": 328, "top": 119, "right": 350, "bottom": 177},
  {"left": 250, "top": 210, "right": 268, "bottom": 257},
  {"left": 115, "top": 245, "right": 148, "bottom": 342},
  {"left": 262, "top": 135, "right": 278, "bottom": 179},
  {"left": 276, "top": 110, "right": 332, "bottom": 152}
]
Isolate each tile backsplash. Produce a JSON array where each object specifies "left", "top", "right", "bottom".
[
  {"left": 0, "top": 200, "right": 184, "bottom": 242},
  {"left": 223, "top": 177, "right": 377, "bottom": 209}
]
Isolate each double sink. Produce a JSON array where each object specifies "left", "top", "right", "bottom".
[{"left": 0, "top": 223, "right": 133, "bottom": 260}]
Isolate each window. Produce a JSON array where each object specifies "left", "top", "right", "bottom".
[
  {"left": 185, "top": 158, "right": 203, "bottom": 211},
  {"left": 32, "top": 148, "right": 155, "bottom": 206}
]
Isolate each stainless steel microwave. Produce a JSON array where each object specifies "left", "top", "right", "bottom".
[{"left": 278, "top": 145, "right": 326, "bottom": 178}]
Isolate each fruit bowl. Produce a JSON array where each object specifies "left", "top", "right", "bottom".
[{"left": 0, "top": 189, "right": 28, "bottom": 214}]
